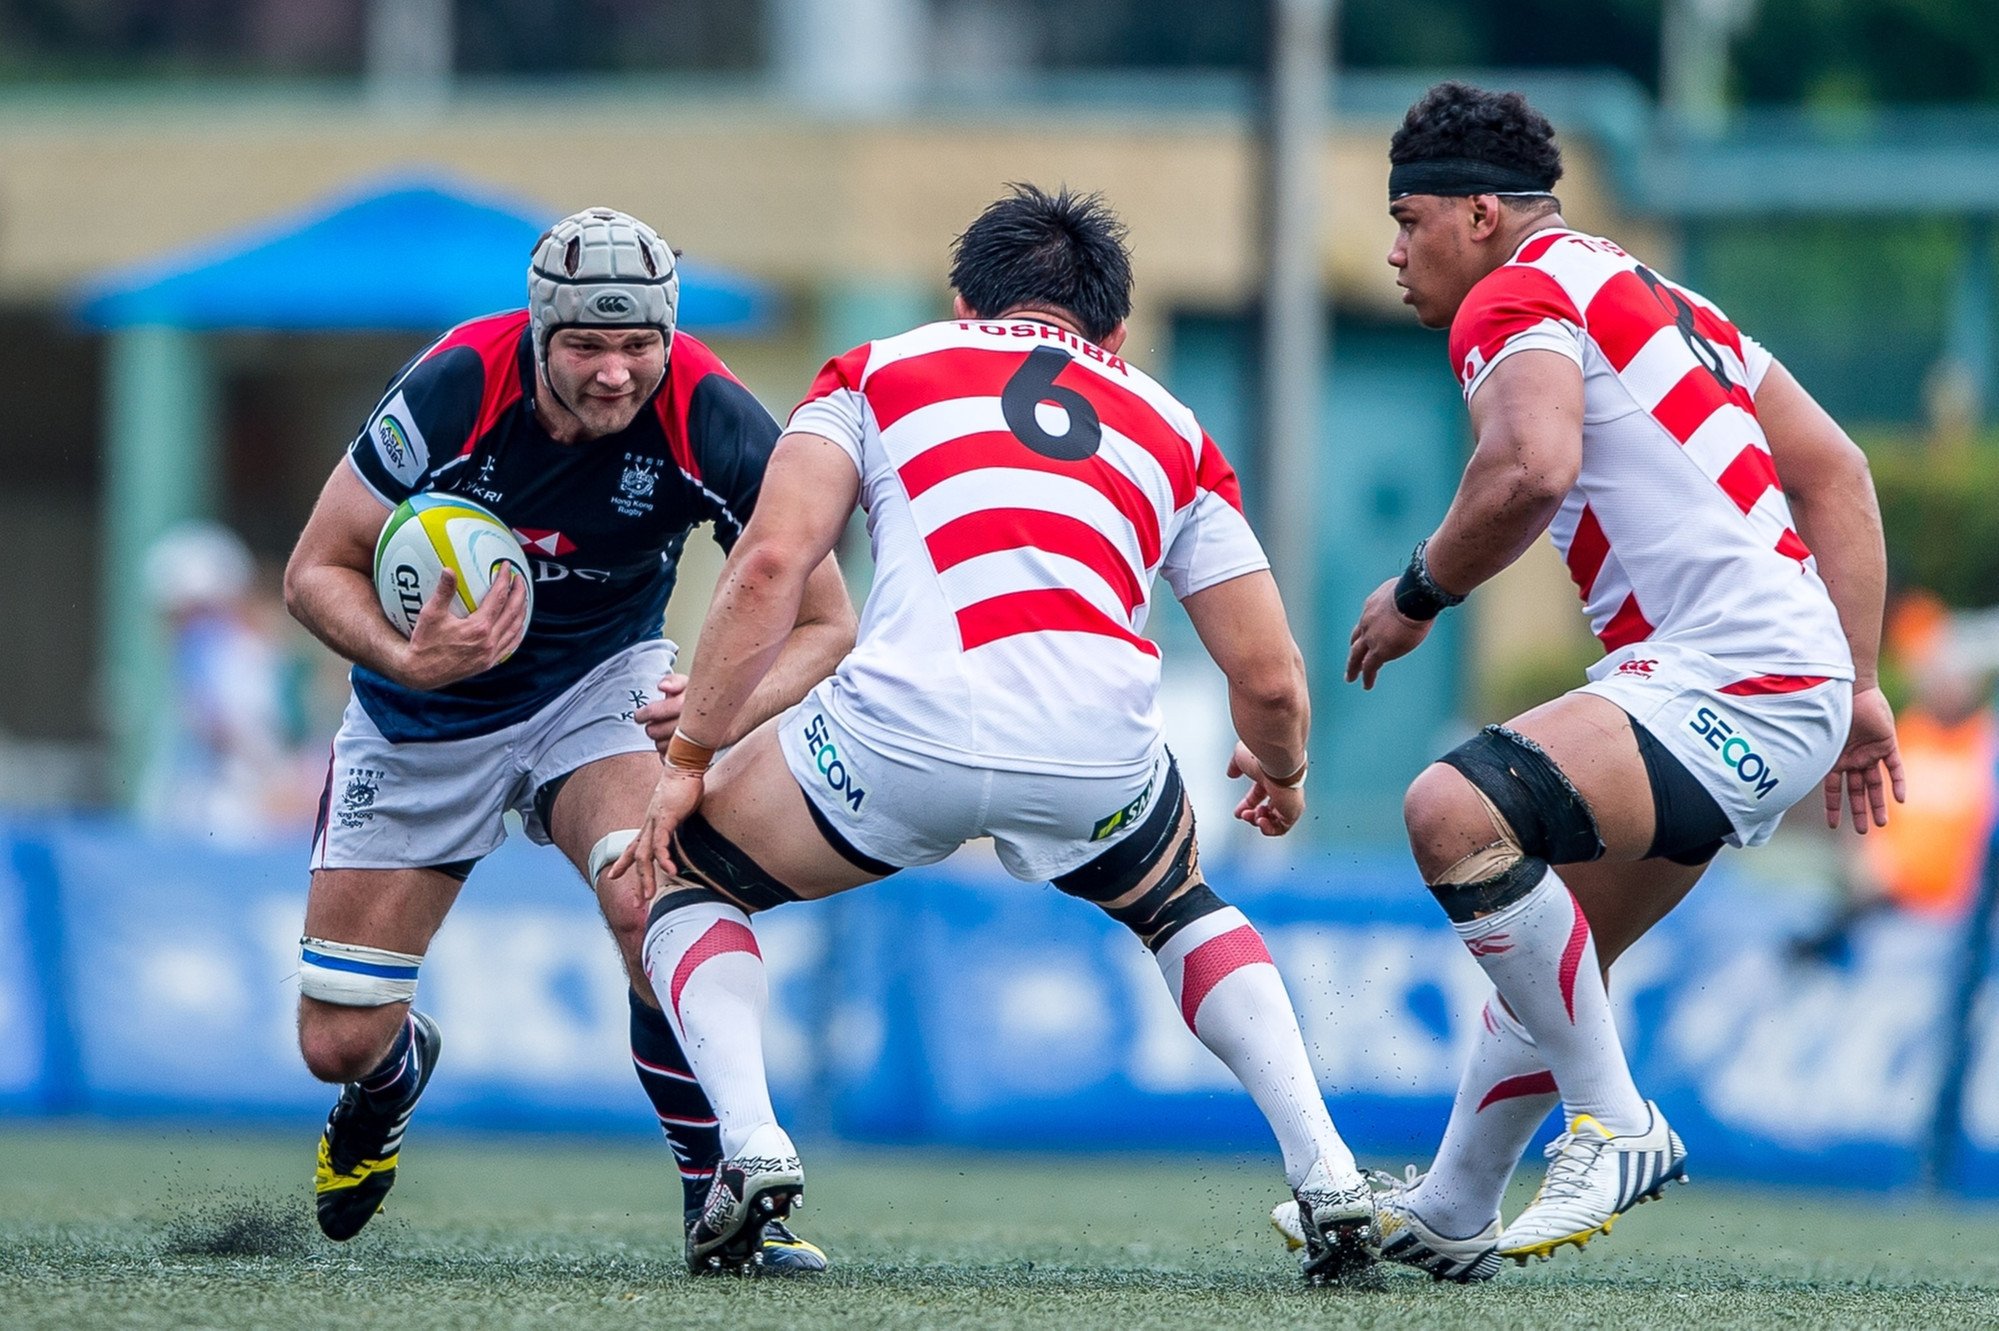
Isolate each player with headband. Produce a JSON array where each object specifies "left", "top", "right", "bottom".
[
  {"left": 1289, "top": 81, "right": 1904, "bottom": 1278},
  {"left": 282, "top": 206, "right": 853, "bottom": 1272}
]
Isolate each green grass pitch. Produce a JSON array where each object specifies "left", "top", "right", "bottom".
[{"left": 4, "top": 1123, "right": 1999, "bottom": 1329}]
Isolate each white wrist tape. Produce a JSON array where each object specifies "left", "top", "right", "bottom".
[
  {"left": 588, "top": 829, "right": 641, "bottom": 886},
  {"left": 299, "top": 936, "right": 423, "bottom": 1007}
]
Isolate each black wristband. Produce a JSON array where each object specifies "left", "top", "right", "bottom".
[{"left": 1392, "top": 539, "right": 1466, "bottom": 622}]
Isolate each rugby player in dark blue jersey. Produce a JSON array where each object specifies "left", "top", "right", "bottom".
[{"left": 282, "top": 208, "right": 852, "bottom": 1272}]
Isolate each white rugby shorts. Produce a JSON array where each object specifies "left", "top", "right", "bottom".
[
  {"left": 311, "top": 639, "right": 676, "bottom": 872},
  {"left": 1579, "top": 642, "right": 1852, "bottom": 849},
  {"left": 778, "top": 681, "right": 1169, "bottom": 882}
]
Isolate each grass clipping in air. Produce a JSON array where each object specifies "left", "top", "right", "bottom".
[{"left": 160, "top": 1191, "right": 313, "bottom": 1260}]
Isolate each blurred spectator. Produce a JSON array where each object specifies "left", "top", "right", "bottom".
[
  {"left": 1795, "top": 591, "right": 1997, "bottom": 959},
  {"left": 141, "top": 521, "right": 320, "bottom": 840}
]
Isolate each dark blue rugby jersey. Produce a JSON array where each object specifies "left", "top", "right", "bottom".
[{"left": 345, "top": 309, "right": 778, "bottom": 742}]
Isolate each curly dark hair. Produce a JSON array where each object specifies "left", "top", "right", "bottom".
[
  {"left": 949, "top": 183, "right": 1133, "bottom": 344},
  {"left": 1389, "top": 81, "right": 1563, "bottom": 189}
]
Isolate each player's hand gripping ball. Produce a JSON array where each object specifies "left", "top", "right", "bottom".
[{"left": 374, "top": 494, "right": 534, "bottom": 655}]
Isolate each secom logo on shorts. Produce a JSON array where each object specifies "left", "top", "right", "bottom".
[
  {"left": 802, "top": 712, "right": 865, "bottom": 812},
  {"left": 1090, "top": 775, "right": 1155, "bottom": 842},
  {"left": 1686, "top": 706, "right": 1780, "bottom": 800}
]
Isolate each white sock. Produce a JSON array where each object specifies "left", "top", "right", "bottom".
[
  {"left": 1154, "top": 906, "right": 1359, "bottom": 1189},
  {"left": 1450, "top": 866, "right": 1648, "bottom": 1136},
  {"left": 642, "top": 901, "right": 775, "bottom": 1158},
  {"left": 1408, "top": 994, "right": 1558, "bottom": 1236}
]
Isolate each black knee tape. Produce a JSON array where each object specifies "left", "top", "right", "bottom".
[
  {"left": 1438, "top": 725, "right": 1605, "bottom": 866},
  {"left": 1104, "top": 831, "right": 1200, "bottom": 934},
  {"left": 1052, "top": 759, "right": 1220, "bottom": 948},
  {"left": 665, "top": 813, "right": 802, "bottom": 914},
  {"left": 1052, "top": 759, "right": 1186, "bottom": 906},
  {"left": 645, "top": 883, "right": 732, "bottom": 931},
  {"left": 1140, "top": 882, "right": 1227, "bottom": 952},
  {"left": 1428, "top": 856, "right": 1549, "bottom": 923}
]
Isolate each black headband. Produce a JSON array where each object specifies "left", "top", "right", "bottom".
[{"left": 1388, "top": 157, "right": 1556, "bottom": 200}]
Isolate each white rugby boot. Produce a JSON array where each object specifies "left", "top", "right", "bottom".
[
  {"left": 1369, "top": 1167, "right": 1502, "bottom": 1283},
  {"left": 1270, "top": 1197, "right": 1307, "bottom": 1252},
  {"left": 1287, "top": 1158, "right": 1377, "bottom": 1283},
  {"left": 1496, "top": 1101, "right": 1688, "bottom": 1264},
  {"left": 1274, "top": 1168, "right": 1503, "bottom": 1283}
]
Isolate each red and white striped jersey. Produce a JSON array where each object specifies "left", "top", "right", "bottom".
[
  {"left": 1450, "top": 229, "right": 1853, "bottom": 679},
  {"left": 788, "top": 318, "right": 1267, "bottom": 776}
]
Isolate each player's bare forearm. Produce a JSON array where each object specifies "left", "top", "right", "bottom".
[
  {"left": 284, "top": 461, "right": 525, "bottom": 692},
  {"left": 1423, "top": 350, "right": 1584, "bottom": 596},
  {"left": 1789, "top": 482, "right": 1885, "bottom": 688},
  {"left": 717, "top": 555, "right": 856, "bottom": 743},
  {"left": 286, "top": 557, "right": 524, "bottom": 692},
  {"left": 677, "top": 545, "right": 813, "bottom": 744},
  {"left": 284, "top": 560, "right": 414, "bottom": 681},
  {"left": 1227, "top": 670, "right": 1309, "bottom": 782},
  {"left": 1759, "top": 362, "right": 1887, "bottom": 687},
  {"left": 284, "top": 461, "right": 409, "bottom": 679},
  {"left": 1182, "top": 572, "right": 1310, "bottom": 779}
]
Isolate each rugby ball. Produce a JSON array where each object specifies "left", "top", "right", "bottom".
[{"left": 373, "top": 493, "right": 533, "bottom": 639}]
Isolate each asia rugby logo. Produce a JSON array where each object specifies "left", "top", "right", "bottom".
[
  {"left": 378, "top": 415, "right": 413, "bottom": 469},
  {"left": 370, "top": 393, "right": 428, "bottom": 485}
]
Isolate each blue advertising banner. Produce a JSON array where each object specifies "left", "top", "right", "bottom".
[
  {"left": 3, "top": 818, "right": 1993, "bottom": 1195},
  {"left": 0, "top": 832, "right": 53, "bottom": 1111}
]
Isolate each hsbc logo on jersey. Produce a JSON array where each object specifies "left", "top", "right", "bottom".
[
  {"left": 513, "top": 528, "right": 577, "bottom": 557},
  {"left": 529, "top": 560, "right": 611, "bottom": 583}
]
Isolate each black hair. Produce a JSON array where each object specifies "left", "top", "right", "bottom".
[
  {"left": 949, "top": 183, "right": 1133, "bottom": 344},
  {"left": 1390, "top": 81, "right": 1563, "bottom": 193}
]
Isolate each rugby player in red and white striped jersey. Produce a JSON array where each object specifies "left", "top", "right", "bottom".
[
  {"left": 1340, "top": 83, "right": 1906, "bottom": 1276},
  {"left": 615, "top": 185, "right": 1377, "bottom": 1281}
]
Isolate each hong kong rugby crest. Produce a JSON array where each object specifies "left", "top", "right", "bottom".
[
  {"left": 614, "top": 453, "right": 661, "bottom": 517},
  {"left": 336, "top": 767, "right": 386, "bottom": 829}
]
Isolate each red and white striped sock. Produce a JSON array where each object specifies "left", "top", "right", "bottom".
[
  {"left": 1450, "top": 866, "right": 1647, "bottom": 1136},
  {"left": 1154, "top": 906, "right": 1359, "bottom": 1189},
  {"left": 641, "top": 900, "right": 775, "bottom": 1158},
  {"left": 1407, "top": 994, "right": 1558, "bottom": 1237}
]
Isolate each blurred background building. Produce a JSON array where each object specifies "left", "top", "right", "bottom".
[
  {"left": 6, "top": 0, "right": 1999, "bottom": 1190},
  {"left": 7, "top": 0, "right": 1995, "bottom": 834}
]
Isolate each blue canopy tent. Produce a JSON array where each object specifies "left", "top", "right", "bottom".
[
  {"left": 76, "top": 179, "right": 775, "bottom": 333},
  {"left": 73, "top": 176, "right": 780, "bottom": 799}
]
